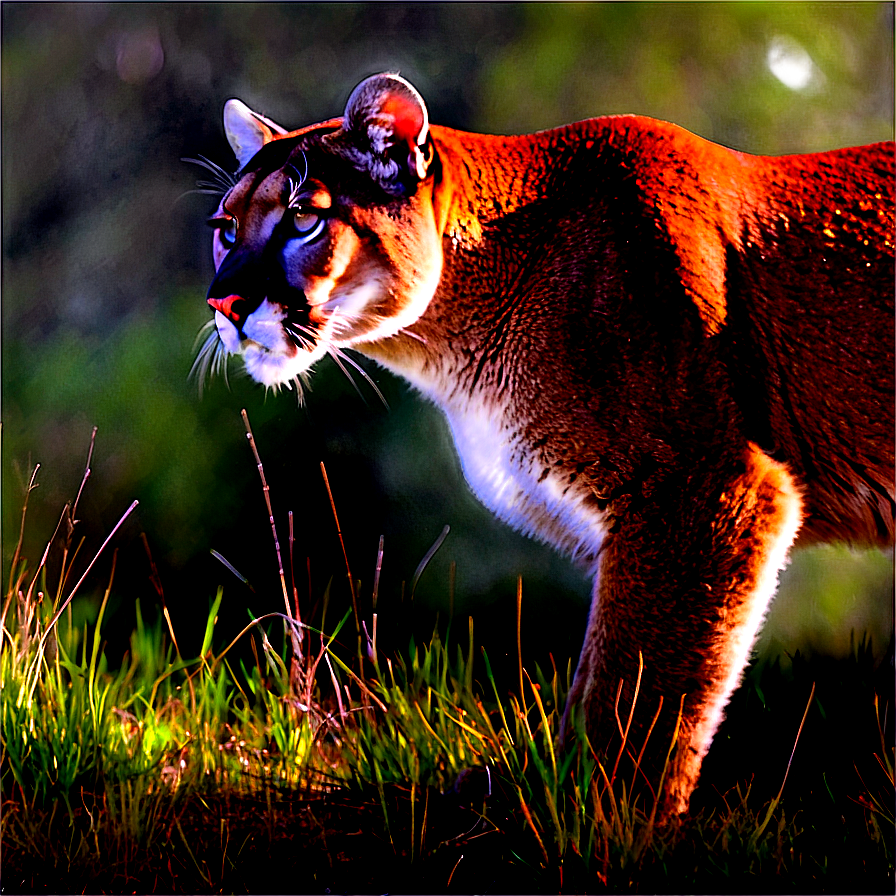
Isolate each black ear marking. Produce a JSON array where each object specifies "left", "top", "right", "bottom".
[
  {"left": 341, "top": 73, "right": 433, "bottom": 191},
  {"left": 344, "top": 73, "right": 429, "bottom": 147}
]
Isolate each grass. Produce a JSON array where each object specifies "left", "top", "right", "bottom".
[{"left": 2, "top": 423, "right": 894, "bottom": 894}]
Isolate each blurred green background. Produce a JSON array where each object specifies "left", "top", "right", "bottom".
[{"left": 2, "top": 3, "right": 893, "bottom": 665}]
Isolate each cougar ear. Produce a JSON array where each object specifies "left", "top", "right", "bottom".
[
  {"left": 223, "top": 99, "right": 288, "bottom": 170},
  {"left": 342, "top": 73, "right": 432, "bottom": 191}
]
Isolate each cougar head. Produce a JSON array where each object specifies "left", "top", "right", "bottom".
[{"left": 196, "top": 73, "right": 442, "bottom": 393}]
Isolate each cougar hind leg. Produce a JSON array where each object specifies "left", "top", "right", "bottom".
[{"left": 572, "top": 442, "right": 804, "bottom": 817}]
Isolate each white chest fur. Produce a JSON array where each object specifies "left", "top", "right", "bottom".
[{"left": 396, "top": 362, "right": 607, "bottom": 567}]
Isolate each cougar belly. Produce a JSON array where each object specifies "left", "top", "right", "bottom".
[{"left": 410, "top": 373, "right": 608, "bottom": 565}]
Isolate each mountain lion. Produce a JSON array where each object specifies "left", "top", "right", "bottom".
[{"left": 199, "top": 73, "right": 894, "bottom": 816}]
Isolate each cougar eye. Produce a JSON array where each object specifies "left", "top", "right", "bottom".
[
  {"left": 221, "top": 218, "right": 237, "bottom": 247},
  {"left": 292, "top": 209, "right": 326, "bottom": 242},
  {"left": 211, "top": 216, "right": 237, "bottom": 248}
]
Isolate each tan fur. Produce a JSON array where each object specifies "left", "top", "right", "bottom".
[{"left": 201, "top": 74, "right": 895, "bottom": 816}]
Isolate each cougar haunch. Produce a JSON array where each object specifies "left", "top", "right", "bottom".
[{"left": 200, "top": 73, "right": 895, "bottom": 816}]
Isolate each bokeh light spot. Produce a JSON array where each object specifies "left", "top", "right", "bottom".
[
  {"left": 116, "top": 27, "right": 164, "bottom": 84},
  {"left": 767, "top": 35, "right": 821, "bottom": 91}
]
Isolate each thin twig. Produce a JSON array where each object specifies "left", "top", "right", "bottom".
[
  {"left": 241, "top": 410, "right": 291, "bottom": 621},
  {"left": 288, "top": 511, "right": 302, "bottom": 625},
  {"left": 368, "top": 535, "right": 384, "bottom": 663},
  {"left": 446, "top": 853, "right": 464, "bottom": 888},
  {"left": 752, "top": 681, "right": 816, "bottom": 842},
  {"left": 516, "top": 576, "right": 525, "bottom": 707},
  {"left": 40, "top": 500, "right": 139, "bottom": 645},
  {"left": 71, "top": 426, "right": 98, "bottom": 526},
  {"left": 243, "top": 408, "right": 302, "bottom": 656},
  {"left": 288, "top": 510, "right": 304, "bottom": 665},
  {"left": 320, "top": 461, "right": 360, "bottom": 635},
  {"left": 7, "top": 464, "right": 40, "bottom": 600},
  {"left": 142, "top": 532, "right": 182, "bottom": 657},
  {"left": 372, "top": 535, "right": 384, "bottom": 612},
  {"left": 52, "top": 426, "right": 99, "bottom": 607},
  {"left": 25, "top": 500, "right": 139, "bottom": 706}
]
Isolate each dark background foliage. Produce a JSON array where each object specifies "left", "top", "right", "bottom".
[{"left": 2, "top": 2, "right": 893, "bottom": 666}]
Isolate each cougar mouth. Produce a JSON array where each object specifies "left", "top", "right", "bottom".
[
  {"left": 194, "top": 276, "right": 394, "bottom": 401},
  {"left": 193, "top": 295, "right": 328, "bottom": 392}
]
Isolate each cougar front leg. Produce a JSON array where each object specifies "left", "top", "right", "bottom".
[{"left": 574, "top": 442, "right": 803, "bottom": 817}]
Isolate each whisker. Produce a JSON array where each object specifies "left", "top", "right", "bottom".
[
  {"left": 189, "top": 329, "right": 219, "bottom": 396},
  {"left": 320, "top": 307, "right": 389, "bottom": 408},
  {"left": 331, "top": 347, "right": 389, "bottom": 410},
  {"left": 289, "top": 373, "right": 309, "bottom": 407},
  {"left": 326, "top": 307, "right": 352, "bottom": 340},
  {"left": 182, "top": 155, "right": 239, "bottom": 193},
  {"left": 286, "top": 152, "right": 310, "bottom": 207},
  {"left": 191, "top": 317, "right": 218, "bottom": 350},
  {"left": 285, "top": 317, "right": 314, "bottom": 335},
  {"left": 182, "top": 154, "right": 234, "bottom": 176},
  {"left": 284, "top": 323, "right": 315, "bottom": 352},
  {"left": 189, "top": 321, "right": 232, "bottom": 395},
  {"left": 174, "top": 187, "right": 232, "bottom": 207},
  {"left": 327, "top": 346, "right": 367, "bottom": 405},
  {"left": 399, "top": 326, "right": 428, "bottom": 346},
  {"left": 221, "top": 348, "right": 233, "bottom": 391},
  {"left": 190, "top": 325, "right": 216, "bottom": 369}
]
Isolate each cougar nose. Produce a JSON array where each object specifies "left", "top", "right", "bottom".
[{"left": 208, "top": 294, "right": 249, "bottom": 329}]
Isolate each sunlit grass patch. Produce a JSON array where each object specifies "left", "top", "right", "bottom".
[{"left": 2, "top": 422, "right": 893, "bottom": 894}]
